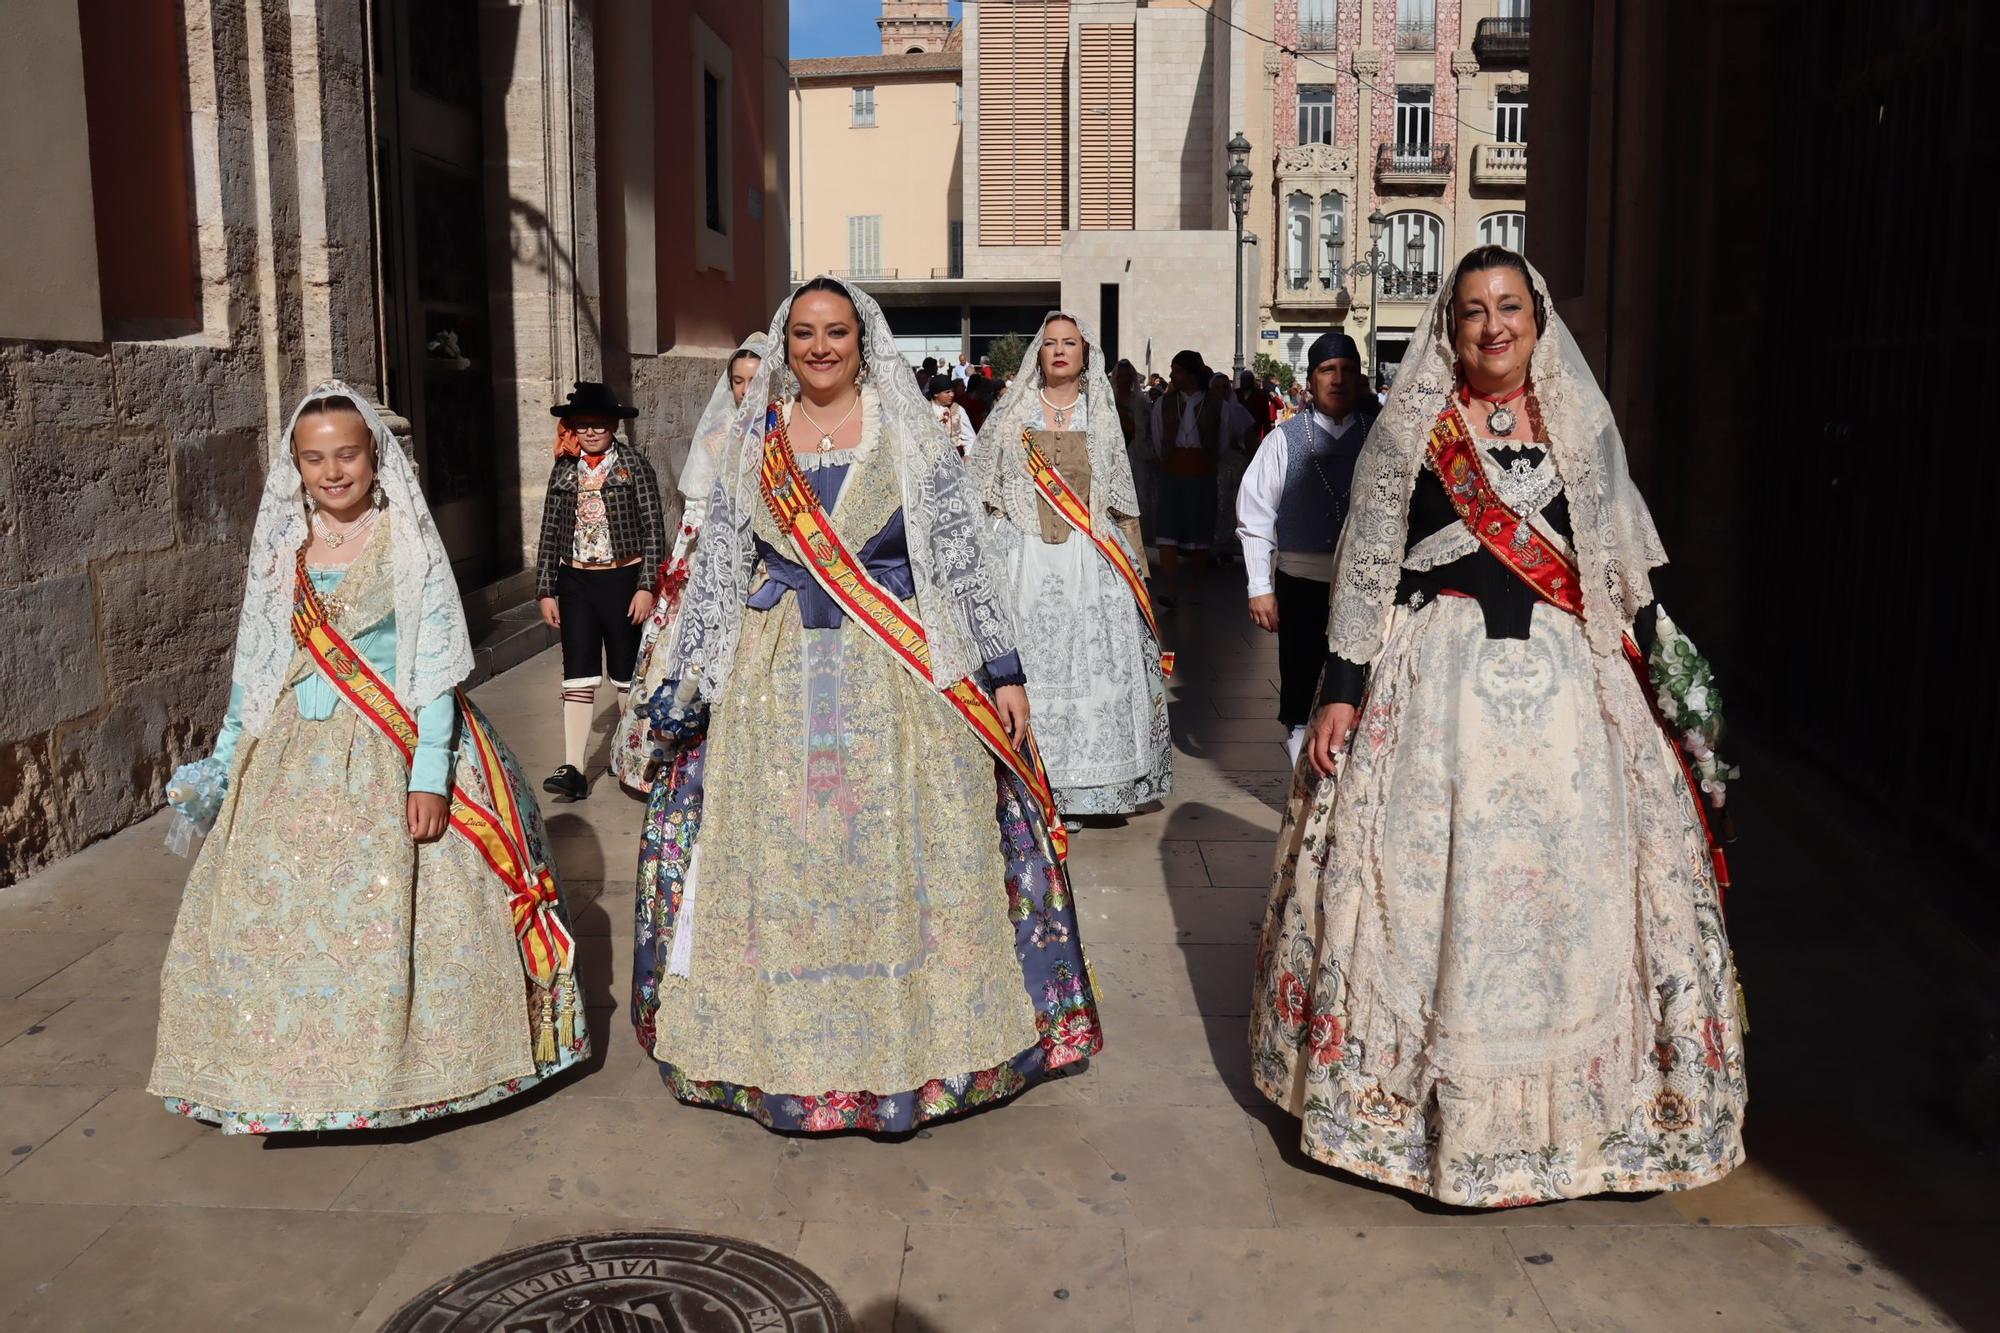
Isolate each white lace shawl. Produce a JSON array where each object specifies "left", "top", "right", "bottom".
[
  {"left": 227, "top": 381, "right": 474, "bottom": 734},
  {"left": 677, "top": 331, "right": 768, "bottom": 529},
  {"left": 666, "top": 279, "right": 1018, "bottom": 700},
  {"left": 1328, "top": 259, "right": 1667, "bottom": 665},
  {"left": 970, "top": 311, "right": 1141, "bottom": 541}
]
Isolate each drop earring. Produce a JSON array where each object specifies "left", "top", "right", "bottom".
[{"left": 370, "top": 479, "right": 386, "bottom": 509}]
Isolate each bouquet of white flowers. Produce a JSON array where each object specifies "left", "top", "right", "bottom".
[{"left": 1647, "top": 607, "right": 1739, "bottom": 808}]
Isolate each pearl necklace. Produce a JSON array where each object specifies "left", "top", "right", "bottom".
[
  {"left": 312, "top": 504, "right": 380, "bottom": 549},
  {"left": 1038, "top": 387, "right": 1081, "bottom": 428}
]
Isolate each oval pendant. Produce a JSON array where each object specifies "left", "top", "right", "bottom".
[
  {"left": 820, "top": 434, "right": 834, "bottom": 451},
  {"left": 1488, "top": 406, "right": 1517, "bottom": 435}
]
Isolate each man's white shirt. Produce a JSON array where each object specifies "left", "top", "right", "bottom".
[{"left": 1236, "top": 408, "right": 1361, "bottom": 598}]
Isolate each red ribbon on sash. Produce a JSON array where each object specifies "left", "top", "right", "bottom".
[
  {"left": 1424, "top": 405, "right": 1732, "bottom": 896},
  {"left": 1022, "top": 429, "right": 1175, "bottom": 676},
  {"left": 291, "top": 552, "right": 576, "bottom": 987},
  {"left": 757, "top": 404, "right": 1070, "bottom": 862}
]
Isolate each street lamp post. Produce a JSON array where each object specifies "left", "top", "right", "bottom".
[
  {"left": 1226, "top": 131, "right": 1254, "bottom": 375},
  {"left": 1332, "top": 209, "right": 1428, "bottom": 390}
]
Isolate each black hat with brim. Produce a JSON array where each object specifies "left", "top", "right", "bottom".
[{"left": 551, "top": 380, "right": 639, "bottom": 420}]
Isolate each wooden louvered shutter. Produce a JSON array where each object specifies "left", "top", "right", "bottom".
[
  {"left": 977, "top": 1, "right": 1069, "bottom": 246},
  {"left": 1078, "top": 24, "right": 1134, "bottom": 231}
]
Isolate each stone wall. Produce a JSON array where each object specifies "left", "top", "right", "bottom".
[
  {"left": 0, "top": 0, "right": 383, "bottom": 885},
  {"left": 629, "top": 348, "right": 732, "bottom": 525}
]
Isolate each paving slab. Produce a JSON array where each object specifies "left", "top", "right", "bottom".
[
  {"left": 897, "top": 1224, "right": 1133, "bottom": 1332},
  {"left": 0, "top": 991, "right": 161, "bottom": 1086},
  {"left": 0, "top": 1084, "right": 114, "bottom": 1178},
  {"left": 0, "top": 1203, "right": 129, "bottom": 1324}
]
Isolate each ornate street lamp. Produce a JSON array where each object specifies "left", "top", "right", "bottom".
[
  {"left": 1333, "top": 208, "right": 1427, "bottom": 389},
  {"left": 1226, "top": 131, "right": 1254, "bottom": 375}
]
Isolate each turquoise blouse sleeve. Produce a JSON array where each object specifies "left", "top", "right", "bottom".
[
  {"left": 212, "top": 682, "right": 246, "bottom": 772},
  {"left": 409, "top": 690, "right": 459, "bottom": 796}
]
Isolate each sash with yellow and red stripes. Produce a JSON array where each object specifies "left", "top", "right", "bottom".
[
  {"left": 1021, "top": 429, "right": 1175, "bottom": 676},
  {"left": 1425, "top": 404, "right": 1731, "bottom": 896},
  {"left": 758, "top": 405, "right": 1070, "bottom": 862},
  {"left": 291, "top": 551, "right": 576, "bottom": 987}
]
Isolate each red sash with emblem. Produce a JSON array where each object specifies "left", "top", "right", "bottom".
[
  {"left": 758, "top": 406, "right": 1070, "bottom": 862},
  {"left": 291, "top": 551, "right": 578, "bottom": 1054},
  {"left": 1424, "top": 405, "right": 1732, "bottom": 895},
  {"left": 1022, "top": 429, "right": 1175, "bottom": 676}
]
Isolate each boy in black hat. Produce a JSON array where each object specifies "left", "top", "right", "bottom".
[
  {"left": 1234, "top": 332, "right": 1371, "bottom": 764},
  {"left": 535, "top": 381, "right": 666, "bottom": 799}
]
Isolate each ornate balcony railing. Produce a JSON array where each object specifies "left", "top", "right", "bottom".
[
  {"left": 1279, "top": 270, "right": 1354, "bottom": 306},
  {"left": 1395, "top": 19, "right": 1435, "bottom": 51},
  {"left": 930, "top": 265, "right": 964, "bottom": 279},
  {"left": 1378, "top": 268, "right": 1442, "bottom": 302},
  {"left": 1473, "top": 16, "right": 1530, "bottom": 62},
  {"left": 1471, "top": 142, "right": 1527, "bottom": 187},
  {"left": 831, "top": 268, "right": 898, "bottom": 280},
  {"left": 1375, "top": 141, "right": 1453, "bottom": 188},
  {"left": 1297, "top": 20, "right": 1339, "bottom": 51}
]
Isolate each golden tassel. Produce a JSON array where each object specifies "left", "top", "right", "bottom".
[
  {"left": 535, "top": 984, "right": 557, "bottom": 1065},
  {"left": 557, "top": 972, "right": 580, "bottom": 1051},
  {"left": 1730, "top": 950, "right": 1750, "bottom": 1038}
]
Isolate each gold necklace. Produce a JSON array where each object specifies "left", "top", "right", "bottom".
[{"left": 794, "top": 392, "right": 861, "bottom": 451}]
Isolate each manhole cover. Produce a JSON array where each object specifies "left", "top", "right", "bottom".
[{"left": 380, "top": 1230, "right": 852, "bottom": 1333}]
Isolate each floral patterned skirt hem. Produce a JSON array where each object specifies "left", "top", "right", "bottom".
[
  {"left": 655, "top": 1034, "right": 1096, "bottom": 1134},
  {"left": 1254, "top": 1071, "right": 1746, "bottom": 1208},
  {"left": 1054, "top": 748, "right": 1172, "bottom": 816},
  {"left": 157, "top": 1041, "right": 589, "bottom": 1135}
]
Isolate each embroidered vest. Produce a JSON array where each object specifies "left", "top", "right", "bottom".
[{"left": 1275, "top": 412, "right": 1361, "bottom": 554}]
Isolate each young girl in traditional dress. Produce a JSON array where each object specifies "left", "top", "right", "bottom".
[
  {"left": 630, "top": 278, "right": 1104, "bottom": 1133},
  {"left": 150, "top": 383, "right": 586, "bottom": 1134}
]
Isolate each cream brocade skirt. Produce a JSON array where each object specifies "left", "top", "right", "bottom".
[
  {"left": 1250, "top": 598, "right": 1747, "bottom": 1206},
  {"left": 649, "top": 598, "right": 1042, "bottom": 1096},
  {"left": 149, "top": 692, "right": 538, "bottom": 1122}
]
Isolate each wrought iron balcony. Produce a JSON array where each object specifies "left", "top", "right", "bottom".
[
  {"left": 1471, "top": 142, "right": 1527, "bottom": 187},
  {"left": 1395, "top": 19, "right": 1435, "bottom": 51},
  {"left": 1375, "top": 140, "right": 1453, "bottom": 189},
  {"left": 831, "top": 268, "right": 899, "bottom": 280},
  {"left": 930, "top": 265, "right": 965, "bottom": 279},
  {"left": 1473, "top": 16, "right": 1530, "bottom": 63},
  {"left": 1297, "top": 20, "right": 1339, "bottom": 51},
  {"left": 1378, "top": 268, "right": 1441, "bottom": 302}
]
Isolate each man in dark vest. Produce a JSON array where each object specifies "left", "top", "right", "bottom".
[
  {"left": 1235, "top": 332, "right": 1371, "bottom": 764},
  {"left": 1148, "top": 349, "right": 1249, "bottom": 605}
]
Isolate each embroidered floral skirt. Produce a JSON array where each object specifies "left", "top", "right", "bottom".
[
  {"left": 991, "top": 519, "right": 1171, "bottom": 817},
  {"left": 149, "top": 694, "right": 587, "bottom": 1134},
  {"left": 1249, "top": 598, "right": 1747, "bottom": 1206},
  {"left": 631, "top": 604, "right": 1104, "bottom": 1133}
]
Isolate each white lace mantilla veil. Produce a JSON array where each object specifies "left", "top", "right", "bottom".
[
  {"left": 228, "top": 381, "right": 474, "bottom": 734},
  {"left": 971, "top": 311, "right": 1141, "bottom": 540},
  {"left": 676, "top": 331, "right": 769, "bottom": 529},
  {"left": 666, "top": 277, "right": 1017, "bottom": 701},
  {"left": 1327, "top": 255, "right": 1667, "bottom": 668}
]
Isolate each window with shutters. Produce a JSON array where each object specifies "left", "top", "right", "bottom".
[
  {"left": 848, "top": 215, "right": 883, "bottom": 277},
  {"left": 1495, "top": 90, "right": 1528, "bottom": 144},
  {"left": 977, "top": 1, "right": 1070, "bottom": 246},
  {"left": 1319, "top": 193, "right": 1346, "bottom": 289},
  {"left": 1395, "top": 86, "right": 1434, "bottom": 154},
  {"left": 1286, "top": 192, "right": 1312, "bottom": 290},
  {"left": 852, "top": 86, "right": 875, "bottom": 127},
  {"left": 1078, "top": 23, "right": 1134, "bottom": 231},
  {"left": 1478, "top": 212, "right": 1527, "bottom": 252},
  {"left": 1298, "top": 85, "right": 1334, "bottom": 147}
]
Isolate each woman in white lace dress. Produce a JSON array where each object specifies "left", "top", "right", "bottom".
[
  {"left": 1248, "top": 247, "right": 1746, "bottom": 1206},
  {"left": 970, "top": 313, "right": 1171, "bottom": 821}
]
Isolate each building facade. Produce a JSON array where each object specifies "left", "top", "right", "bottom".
[
  {"left": 1258, "top": 0, "right": 1531, "bottom": 382},
  {"left": 0, "top": 0, "right": 786, "bottom": 883}
]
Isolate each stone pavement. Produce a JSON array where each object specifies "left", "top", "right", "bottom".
[{"left": 0, "top": 570, "right": 1993, "bottom": 1331}]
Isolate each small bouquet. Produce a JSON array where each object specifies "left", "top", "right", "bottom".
[
  {"left": 645, "top": 677, "right": 711, "bottom": 760},
  {"left": 163, "top": 755, "right": 230, "bottom": 857},
  {"left": 1647, "top": 607, "right": 1740, "bottom": 809}
]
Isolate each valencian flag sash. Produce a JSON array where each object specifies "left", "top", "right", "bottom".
[
  {"left": 1424, "top": 405, "right": 1733, "bottom": 897},
  {"left": 1021, "top": 429, "right": 1175, "bottom": 676},
  {"left": 759, "top": 404, "right": 1071, "bottom": 863},
  {"left": 290, "top": 551, "right": 578, "bottom": 1055}
]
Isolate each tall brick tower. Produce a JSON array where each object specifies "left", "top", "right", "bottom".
[{"left": 878, "top": 0, "right": 953, "bottom": 54}]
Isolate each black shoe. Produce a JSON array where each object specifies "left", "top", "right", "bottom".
[{"left": 543, "top": 764, "right": 588, "bottom": 800}]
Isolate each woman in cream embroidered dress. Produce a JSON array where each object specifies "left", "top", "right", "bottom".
[
  {"left": 971, "top": 313, "right": 1171, "bottom": 818},
  {"left": 150, "top": 385, "right": 586, "bottom": 1134},
  {"left": 630, "top": 278, "right": 1103, "bottom": 1133},
  {"left": 1248, "top": 249, "right": 1747, "bottom": 1205},
  {"left": 612, "top": 334, "right": 766, "bottom": 792}
]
